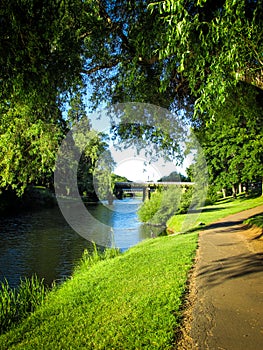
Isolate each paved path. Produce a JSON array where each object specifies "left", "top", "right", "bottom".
[{"left": 179, "top": 205, "right": 263, "bottom": 350}]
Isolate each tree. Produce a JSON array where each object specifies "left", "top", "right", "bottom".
[
  {"left": 0, "top": 0, "right": 179, "bottom": 194},
  {"left": 0, "top": 0, "right": 86, "bottom": 194},
  {"left": 2, "top": 0, "right": 262, "bottom": 114},
  {"left": 194, "top": 83, "right": 263, "bottom": 195},
  {"left": 0, "top": 99, "right": 63, "bottom": 194},
  {"left": 152, "top": 0, "right": 263, "bottom": 114},
  {"left": 157, "top": 171, "right": 190, "bottom": 182},
  {"left": 1, "top": 1, "right": 262, "bottom": 195},
  {"left": 66, "top": 96, "right": 116, "bottom": 200}
]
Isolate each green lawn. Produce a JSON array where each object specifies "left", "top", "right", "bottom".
[
  {"left": 167, "top": 195, "right": 263, "bottom": 233},
  {"left": 1, "top": 195, "right": 263, "bottom": 349},
  {"left": 0, "top": 234, "right": 197, "bottom": 350}
]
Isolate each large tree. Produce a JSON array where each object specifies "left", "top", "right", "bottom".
[
  {"left": 152, "top": 0, "right": 263, "bottom": 114},
  {"left": 1, "top": 0, "right": 262, "bottom": 193},
  {"left": 194, "top": 83, "right": 263, "bottom": 195},
  {"left": 1, "top": 0, "right": 262, "bottom": 111}
]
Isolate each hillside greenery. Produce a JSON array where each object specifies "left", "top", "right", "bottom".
[{"left": 0, "top": 1, "right": 262, "bottom": 196}]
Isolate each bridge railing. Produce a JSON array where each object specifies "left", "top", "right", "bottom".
[{"left": 115, "top": 182, "right": 195, "bottom": 187}]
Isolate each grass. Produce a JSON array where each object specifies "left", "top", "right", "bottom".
[
  {"left": 0, "top": 235, "right": 197, "bottom": 349},
  {"left": 167, "top": 194, "right": 263, "bottom": 233},
  {"left": 0, "top": 276, "right": 47, "bottom": 334},
  {"left": 1, "top": 194, "right": 262, "bottom": 349},
  {"left": 244, "top": 214, "right": 263, "bottom": 228}
]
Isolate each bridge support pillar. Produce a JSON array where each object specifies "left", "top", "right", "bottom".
[{"left": 143, "top": 187, "right": 151, "bottom": 201}]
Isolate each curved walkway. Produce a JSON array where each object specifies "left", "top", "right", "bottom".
[{"left": 178, "top": 205, "right": 263, "bottom": 350}]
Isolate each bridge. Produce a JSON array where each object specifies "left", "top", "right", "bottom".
[{"left": 114, "top": 182, "right": 195, "bottom": 201}]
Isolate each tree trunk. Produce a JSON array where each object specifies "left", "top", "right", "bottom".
[
  {"left": 238, "top": 183, "right": 242, "bottom": 194},
  {"left": 107, "top": 193, "right": 114, "bottom": 205},
  {"left": 232, "top": 184, "right": 237, "bottom": 198},
  {"left": 222, "top": 188, "right": 227, "bottom": 198},
  {"left": 244, "top": 182, "right": 249, "bottom": 197}
]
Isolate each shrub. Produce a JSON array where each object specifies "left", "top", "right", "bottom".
[
  {"left": 137, "top": 190, "right": 163, "bottom": 223},
  {"left": 137, "top": 186, "right": 206, "bottom": 225},
  {"left": 138, "top": 187, "right": 183, "bottom": 225},
  {"left": 177, "top": 187, "right": 194, "bottom": 214},
  {"left": 204, "top": 186, "right": 222, "bottom": 205}
]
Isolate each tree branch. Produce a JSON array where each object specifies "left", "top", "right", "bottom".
[
  {"left": 236, "top": 68, "right": 263, "bottom": 90},
  {"left": 82, "top": 58, "right": 120, "bottom": 75}
]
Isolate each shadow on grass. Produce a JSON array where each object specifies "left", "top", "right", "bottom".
[
  {"left": 202, "top": 220, "right": 245, "bottom": 231},
  {"left": 198, "top": 206, "right": 226, "bottom": 213},
  {"left": 197, "top": 252, "right": 263, "bottom": 287},
  {"left": 180, "top": 219, "right": 246, "bottom": 235}
]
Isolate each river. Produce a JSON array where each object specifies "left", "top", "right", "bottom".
[{"left": 0, "top": 198, "right": 156, "bottom": 288}]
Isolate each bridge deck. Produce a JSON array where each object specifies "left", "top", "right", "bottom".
[{"left": 115, "top": 182, "right": 195, "bottom": 187}]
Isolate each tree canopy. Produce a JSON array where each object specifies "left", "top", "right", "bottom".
[
  {"left": 193, "top": 83, "right": 263, "bottom": 193},
  {"left": 1, "top": 0, "right": 262, "bottom": 109},
  {"left": 151, "top": 0, "right": 263, "bottom": 114},
  {"left": 0, "top": 0, "right": 262, "bottom": 194}
]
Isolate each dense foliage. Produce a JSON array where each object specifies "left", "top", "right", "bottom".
[
  {"left": 193, "top": 83, "right": 263, "bottom": 194},
  {"left": 138, "top": 186, "right": 195, "bottom": 225},
  {"left": 0, "top": 0, "right": 262, "bottom": 194},
  {"left": 153, "top": 0, "right": 263, "bottom": 114}
]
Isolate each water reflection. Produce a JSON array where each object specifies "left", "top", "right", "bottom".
[{"left": 0, "top": 198, "right": 153, "bottom": 288}]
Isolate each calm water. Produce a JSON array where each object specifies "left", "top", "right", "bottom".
[{"left": 0, "top": 198, "right": 154, "bottom": 288}]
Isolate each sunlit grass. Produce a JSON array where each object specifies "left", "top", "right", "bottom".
[
  {"left": 167, "top": 194, "right": 263, "bottom": 233},
  {"left": 0, "top": 235, "right": 197, "bottom": 349}
]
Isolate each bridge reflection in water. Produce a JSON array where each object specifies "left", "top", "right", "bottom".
[{"left": 114, "top": 182, "right": 195, "bottom": 201}]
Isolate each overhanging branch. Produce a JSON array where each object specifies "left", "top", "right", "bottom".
[{"left": 82, "top": 58, "right": 120, "bottom": 75}]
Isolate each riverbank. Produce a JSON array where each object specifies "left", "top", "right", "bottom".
[
  {"left": 0, "top": 186, "right": 56, "bottom": 216},
  {"left": 0, "top": 233, "right": 198, "bottom": 349},
  {"left": 1, "top": 195, "right": 263, "bottom": 349}
]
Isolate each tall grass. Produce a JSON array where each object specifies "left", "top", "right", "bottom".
[
  {"left": 74, "top": 243, "right": 121, "bottom": 272},
  {"left": 0, "top": 275, "right": 47, "bottom": 334}
]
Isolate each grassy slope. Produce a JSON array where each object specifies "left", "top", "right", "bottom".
[
  {"left": 1, "top": 195, "right": 263, "bottom": 349},
  {"left": 0, "top": 234, "right": 197, "bottom": 350},
  {"left": 167, "top": 195, "right": 263, "bottom": 233}
]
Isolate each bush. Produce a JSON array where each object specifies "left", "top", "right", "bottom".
[
  {"left": 137, "top": 190, "right": 163, "bottom": 223},
  {"left": 177, "top": 187, "right": 194, "bottom": 214},
  {"left": 138, "top": 187, "right": 183, "bottom": 225},
  {"left": 205, "top": 186, "right": 222, "bottom": 205},
  {"left": 137, "top": 186, "right": 206, "bottom": 225}
]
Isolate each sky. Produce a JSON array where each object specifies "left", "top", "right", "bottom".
[
  {"left": 85, "top": 101, "right": 193, "bottom": 182},
  {"left": 113, "top": 155, "right": 191, "bottom": 182},
  {"left": 114, "top": 159, "right": 162, "bottom": 182}
]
